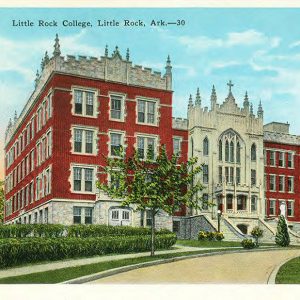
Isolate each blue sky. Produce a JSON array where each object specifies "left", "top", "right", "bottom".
[{"left": 1, "top": 8, "right": 300, "bottom": 178}]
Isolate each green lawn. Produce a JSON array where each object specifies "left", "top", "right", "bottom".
[
  {"left": 276, "top": 256, "right": 300, "bottom": 284},
  {"left": 176, "top": 239, "right": 243, "bottom": 248},
  {"left": 0, "top": 248, "right": 238, "bottom": 284}
]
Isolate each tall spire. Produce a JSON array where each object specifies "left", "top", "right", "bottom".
[
  {"left": 210, "top": 84, "right": 217, "bottom": 109},
  {"left": 53, "top": 34, "right": 61, "bottom": 57},
  {"left": 195, "top": 88, "right": 201, "bottom": 106},
  {"left": 188, "top": 94, "right": 193, "bottom": 110},
  {"left": 257, "top": 100, "right": 264, "bottom": 118},
  {"left": 126, "top": 48, "right": 130, "bottom": 61},
  {"left": 105, "top": 45, "right": 108, "bottom": 57},
  {"left": 165, "top": 55, "right": 172, "bottom": 75},
  {"left": 243, "top": 91, "right": 250, "bottom": 111}
]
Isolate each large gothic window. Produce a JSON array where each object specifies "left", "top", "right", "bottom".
[
  {"left": 203, "top": 137, "right": 209, "bottom": 156},
  {"left": 236, "top": 142, "right": 241, "bottom": 164},
  {"left": 219, "top": 140, "right": 222, "bottom": 161},
  {"left": 225, "top": 140, "right": 229, "bottom": 162},
  {"left": 251, "top": 143, "right": 256, "bottom": 161}
]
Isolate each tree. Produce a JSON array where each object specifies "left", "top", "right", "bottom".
[
  {"left": 97, "top": 145, "right": 204, "bottom": 256},
  {"left": 275, "top": 215, "right": 290, "bottom": 247},
  {"left": 251, "top": 226, "right": 263, "bottom": 247},
  {"left": 0, "top": 181, "right": 5, "bottom": 224}
]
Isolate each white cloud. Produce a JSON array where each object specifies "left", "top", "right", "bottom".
[{"left": 289, "top": 40, "right": 300, "bottom": 48}]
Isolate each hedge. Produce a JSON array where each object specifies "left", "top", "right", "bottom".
[
  {"left": 0, "top": 234, "right": 177, "bottom": 268},
  {"left": 0, "top": 224, "right": 171, "bottom": 239}
]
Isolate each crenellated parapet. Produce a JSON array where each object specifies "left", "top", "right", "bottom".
[
  {"left": 5, "top": 34, "right": 172, "bottom": 146},
  {"left": 172, "top": 117, "right": 188, "bottom": 130}
]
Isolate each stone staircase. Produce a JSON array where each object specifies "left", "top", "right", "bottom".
[{"left": 220, "top": 217, "right": 247, "bottom": 241}]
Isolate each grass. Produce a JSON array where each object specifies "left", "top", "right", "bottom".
[
  {"left": 276, "top": 256, "right": 300, "bottom": 284},
  {"left": 0, "top": 248, "right": 239, "bottom": 284},
  {"left": 176, "top": 239, "right": 243, "bottom": 248}
]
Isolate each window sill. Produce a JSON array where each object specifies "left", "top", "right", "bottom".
[
  {"left": 71, "top": 191, "right": 96, "bottom": 195},
  {"left": 109, "top": 117, "right": 125, "bottom": 122},
  {"left": 71, "top": 152, "right": 97, "bottom": 156},
  {"left": 72, "top": 113, "right": 97, "bottom": 119},
  {"left": 136, "top": 122, "right": 159, "bottom": 127}
]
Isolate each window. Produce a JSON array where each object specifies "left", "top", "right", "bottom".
[
  {"left": 218, "top": 166, "right": 222, "bottom": 184},
  {"left": 288, "top": 153, "right": 294, "bottom": 168},
  {"left": 236, "top": 142, "right": 241, "bottom": 163},
  {"left": 110, "top": 132, "right": 122, "bottom": 157},
  {"left": 122, "top": 210, "right": 130, "bottom": 220},
  {"left": 251, "top": 144, "right": 256, "bottom": 161},
  {"left": 269, "top": 199, "right": 276, "bottom": 215},
  {"left": 236, "top": 167, "right": 241, "bottom": 184},
  {"left": 73, "top": 207, "right": 81, "bottom": 224},
  {"left": 202, "top": 164, "right": 209, "bottom": 184},
  {"left": 146, "top": 210, "right": 152, "bottom": 226},
  {"left": 229, "top": 167, "right": 234, "bottom": 183},
  {"left": 226, "top": 194, "right": 233, "bottom": 210},
  {"left": 288, "top": 177, "right": 294, "bottom": 193},
  {"left": 251, "top": 169, "right": 256, "bottom": 186},
  {"left": 251, "top": 196, "right": 257, "bottom": 212},
  {"left": 137, "top": 99, "right": 157, "bottom": 125},
  {"left": 230, "top": 141, "right": 234, "bottom": 162},
  {"left": 270, "top": 151, "right": 275, "bottom": 166},
  {"left": 279, "top": 175, "right": 285, "bottom": 192},
  {"left": 111, "top": 210, "right": 119, "bottom": 220},
  {"left": 46, "top": 130, "right": 52, "bottom": 157},
  {"left": 219, "top": 140, "right": 222, "bottom": 161},
  {"left": 73, "top": 89, "right": 96, "bottom": 117},
  {"left": 137, "top": 136, "right": 156, "bottom": 160},
  {"left": 173, "top": 137, "right": 182, "bottom": 155},
  {"left": 225, "top": 167, "right": 229, "bottom": 183},
  {"left": 44, "top": 208, "right": 49, "bottom": 224},
  {"left": 72, "top": 166, "right": 95, "bottom": 193},
  {"left": 203, "top": 137, "right": 209, "bottom": 156},
  {"left": 173, "top": 221, "right": 180, "bottom": 233},
  {"left": 110, "top": 94, "right": 124, "bottom": 120},
  {"left": 85, "top": 208, "right": 93, "bottom": 224},
  {"left": 39, "top": 210, "right": 43, "bottom": 224},
  {"left": 237, "top": 195, "right": 247, "bottom": 210},
  {"left": 279, "top": 152, "right": 285, "bottom": 167},
  {"left": 270, "top": 175, "right": 276, "bottom": 191},
  {"left": 287, "top": 201, "right": 294, "bottom": 217},
  {"left": 34, "top": 212, "right": 38, "bottom": 224},
  {"left": 225, "top": 141, "right": 229, "bottom": 162},
  {"left": 73, "top": 128, "right": 96, "bottom": 154},
  {"left": 202, "top": 194, "right": 209, "bottom": 210}
]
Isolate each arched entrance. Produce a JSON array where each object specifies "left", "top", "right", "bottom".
[{"left": 237, "top": 224, "right": 248, "bottom": 234}]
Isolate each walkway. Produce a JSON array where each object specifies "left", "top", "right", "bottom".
[
  {"left": 89, "top": 249, "right": 300, "bottom": 284},
  {"left": 0, "top": 245, "right": 239, "bottom": 279}
]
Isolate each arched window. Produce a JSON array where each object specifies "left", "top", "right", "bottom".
[
  {"left": 219, "top": 140, "right": 222, "bottom": 161},
  {"left": 225, "top": 140, "right": 229, "bottom": 162},
  {"left": 236, "top": 141, "right": 241, "bottom": 163},
  {"left": 251, "top": 143, "right": 256, "bottom": 161},
  {"left": 230, "top": 141, "right": 234, "bottom": 162},
  {"left": 203, "top": 137, "right": 209, "bottom": 156}
]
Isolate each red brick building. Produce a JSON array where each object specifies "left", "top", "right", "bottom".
[
  {"left": 4, "top": 35, "right": 187, "bottom": 228},
  {"left": 264, "top": 122, "right": 300, "bottom": 230}
]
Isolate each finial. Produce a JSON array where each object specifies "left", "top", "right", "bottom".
[
  {"left": 105, "top": 45, "right": 108, "bottom": 57},
  {"left": 195, "top": 88, "right": 201, "bottom": 106},
  {"left": 14, "top": 111, "right": 18, "bottom": 123},
  {"left": 243, "top": 91, "right": 250, "bottom": 110},
  {"left": 257, "top": 99, "right": 263, "bottom": 118},
  {"left": 250, "top": 103, "right": 254, "bottom": 115},
  {"left": 44, "top": 51, "right": 50, "bottom": 65},
  {"left": 211, "top": 84, "right": 217, "bottom": 102},
  {"left": 227, "top": 80, "right": 234, "bottom": 94},
  {"left": 126, "top": 48, "right": 130, "bottom": 61},
  {"left": 188, "top": 94, "right": 193, "bottom": 109},
  {"left": 53, "top": 33, "right": 61, "bottom": 57},
  {"left": 165, "top": 55, "right": 172, "bottom": 75},
  {"left": 40, "top": 57, "right": 45, "bottom": 70}
]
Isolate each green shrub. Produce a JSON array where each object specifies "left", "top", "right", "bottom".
[
  {"left": 0, "top": 234, "right": 177, "bottom": 268},
  {"left": 198, "top": 231, "right": 207, "bottom": 240},
  {"left": 198, "top": 231, "right": 225, "bottom": 241},
  {"left": 0, "top": 224, "right": 171, "bottom": 239},
  {"left": 215, "top": 232, "right": 224, "bottom": 241},
  {"left": 251, "top": 226, "right": 263, "bottom": 247},
  {"left": 241, "top": 239, "right": 255, "bottom": 249},
  {"left": 275, "top": 215, "right": 290, "bottom": 247}
]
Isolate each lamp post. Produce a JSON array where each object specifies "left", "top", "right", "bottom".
[{"left": 217, "top": 209, "right": 222, "bottom": 233}]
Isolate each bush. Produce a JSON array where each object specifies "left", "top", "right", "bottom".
[
  {"left": 251, "top": 226, "right": 263, "bottom": 247},
  {"left": 275, "top": 215, "right": 290, "bottom": 247},
  {"left": 198, "top": 231, "right": 224, "bottom": 241},
  {"left": 0, "top": 234, "right": 177, "bottom": 268},
  {"left": 241, "top": 239, "right": 255, "bottom": 249},
  {"left": 0, "top": 224, "right": 171, "bottom": 239}
]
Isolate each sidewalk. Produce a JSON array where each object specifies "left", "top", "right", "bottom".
[{"left": 0, "top": 245, "right": 242, "bottom": 279}]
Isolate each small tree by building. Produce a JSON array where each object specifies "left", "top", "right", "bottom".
[
  {"left": 251, "top": 226, "right": 263, "bottom": 247},
  {"left": 97, "top": 145, "right": 204, "bottom": 256},
  {"left": 275, "top": 215, "right": 290, "bottom": 247}
]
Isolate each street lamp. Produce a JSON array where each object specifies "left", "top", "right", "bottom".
[{"left": 217, "top": 209, "right": 222, "bottom": 233}]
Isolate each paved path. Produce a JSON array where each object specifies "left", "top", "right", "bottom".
[
  {"left": 89, "top": 249, "right": 300, "bottom": 284},
  {"left": 0, "top": 245, "right": 240, "bottom": 279}
]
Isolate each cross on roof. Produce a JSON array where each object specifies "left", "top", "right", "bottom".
[{"left": 227, "top": 80, "right": 234, "bottom": 93}]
